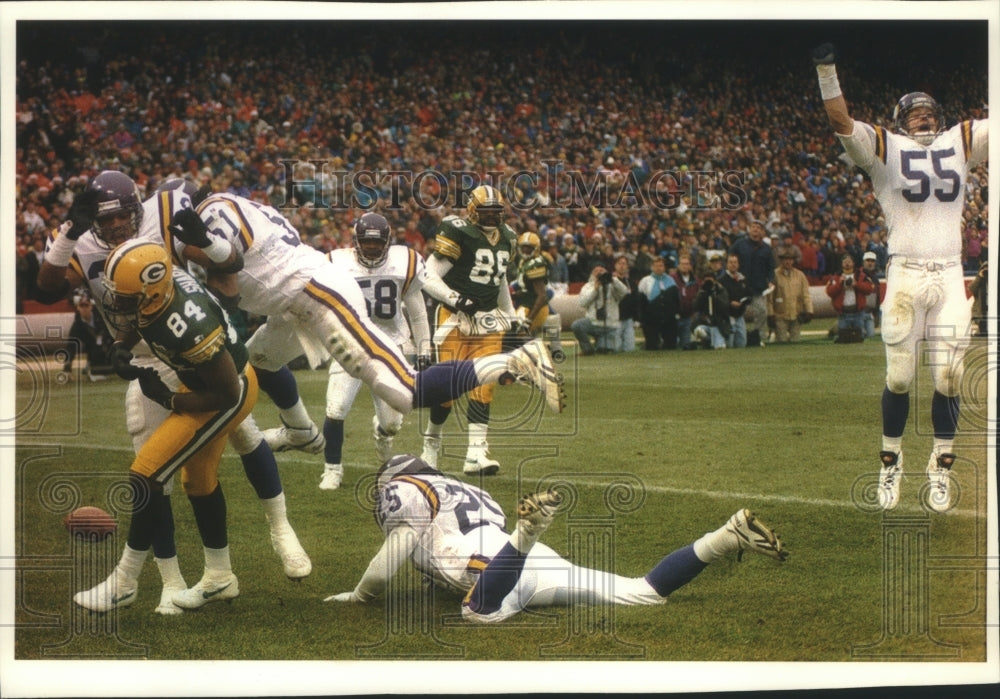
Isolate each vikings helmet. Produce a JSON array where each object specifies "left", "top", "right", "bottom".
[
  {"left": 375, "top": 454, "right": 439, "bottom": 491},
  {"left": 353, "top": 212, "right": 392, "bottom": 268},
  {"left": 517, "top": 231, "right": 541, "bottom": 258},
  {"left": 892, "top": 92, "right": 945, "bottom": 146},
  {"left": 156, "top": 177, "right": 199, "bottom": 198},
  {"left": 90, "top": 171, "right": 145, "bottom": 248},
  {"left": 101, "top": 240, "right": 174, "bottom": 330},
  {"left": 466, "top": 184, "right": 505, "bottom": 231}
]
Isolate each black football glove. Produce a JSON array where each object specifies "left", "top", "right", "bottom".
[
  {"left": 191, "top": 184, "right": 213, "bottom": 207},
  {"left": 168, "top": 208, "right": 212, "bottom": 248},
  {"left": 798, "top": 312, "right": 813, "bottom": 325},
  {"left": 66, "top": 189, "right": 99, "bottom": 239},
  {"left": 416, "top": 354, "right": 433, "bottom": 372},
  {"left": 136, "top": 368, "right": 175, "bottom": 410},
  {"left": 454, "top": 295, "right": 479, "bottom": 315},
  {"left": 111, "top": 343, "right": 144, "bottom": 380},
  {"left": 812, "top": 43, "right": 836, "bottom": 66}
]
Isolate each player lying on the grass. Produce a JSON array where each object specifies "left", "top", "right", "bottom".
[
  {"left": 812, "top": 43, "right": 988, "bottom": 512},
  {"left": 325, "top": 455, "right": 787, "bottom": 623}
]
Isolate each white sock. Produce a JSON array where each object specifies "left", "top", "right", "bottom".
[
  {"left": 154, "top": 556, "right": 186, "bottom": 588},
  {"left": 931, "top": 439, "right": 954, "bottom": 458},
  {"left": 323, "top": 463, "right": 343, "bottom": 475},
  {"left": 204, "top": 545, "right": 232, "bottom": 574},
  {"left": 424, "top": 420, "right": 444, "bottom": 439},
  {"left": 261, "top": 492, "right": 290, "bottom": 530},
  {"left": 692, "top": 525, "right": 737, "bottom": 562},
  {"left": 881, "top": 436, "right": 902, "bottom": 455},
  {"left": 118, "top": 544, "right": 149, "bottom": 581},
  {"left": 280, "top": 399, "right": 314, "bottom": 430},
  {"left": 466, "top": 422, "right": 489, "bottom": 459},
  {"left": 509, "top": 520, "right": 540, "bottom": 554}
]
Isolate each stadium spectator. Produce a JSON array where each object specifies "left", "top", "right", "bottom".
[
  {"left": 728, "top": 220, "right": 776, "bottom": 348},
  {"left": 572, "top": 264, "right": 628, "bottom": 355},
  {"left": 636, "top": 256, "right": 679, "bottom": 351},
  {"left": 612, "top": 254, "right": 639, "bottom": 353},
  {"left": 691, "top": 268, "right": 731, "bottom": 350},
  {"left": 670, "top": 255, "right": 699, "bottom": 350},
  {"left": 826, "top": 255, "right": 875, "bottom": 344},
  {"left": 62, "top": 288, "right": 114, "bottom": 380},
  {"left": 718, "top": 253, "right": 752, "bottom": 348},
  {"left": 767, "top": 247, "right": 813, "bottom": 344},
  {"left": 860, "top": 251, "right": 884, "bottom": 338}
]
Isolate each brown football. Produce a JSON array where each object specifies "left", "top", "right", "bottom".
[{"left": 64, "top": 506, "right": 117, "bottom": 539}]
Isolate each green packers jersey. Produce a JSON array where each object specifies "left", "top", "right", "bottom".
[
  {"left": 139, "top": 269, "right": 248, "bottom": 391},
  {"left": 515, "top": 253, "right": 551, "bottom": 309},
  {"left": 433, "top": 215, "right": 517, "bottom": 311}
]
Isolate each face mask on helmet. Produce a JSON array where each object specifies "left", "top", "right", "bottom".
[
  {"left": 518, "top": 231, "right": 541, "bottom": 258},
  {"left": 353, "top": 212, "right": 392, "bottom": 268},
  {"left": 893, "top": 92, "right": 944, "bottom": 146},
  {"left": 90, "top": 171, "right": 145, "bottom": 248},
  {"left": 101, "top": 240, "right": 174, "bottom": 331},
  {"left": 467, "top": 185, "right": 505, "bottom": 231}
]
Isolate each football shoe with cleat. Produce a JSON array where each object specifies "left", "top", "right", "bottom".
[
  {"left": 925, "top": 452, "right": 955, "bottom": 513},
  {"left": 172, "top": 572, "right": 239, "bottom": 610},
  {"left": 463, "top": 451, "right": 500, "bottom": 476},
  {"left": 508, "top": 339, "right": 565, "bottom": 413},
  {"left": 319, "top": 464, "right": 344, "bottom": 491},
  {"left": 516, "top": 488, "right": 564, "bottom": 538},
  {"left": 878, "top": 450, "right": 903, "bottom": 510},
  {"left": 724, "top": 508, "right": 787, "bottom": 562},
  {"left": 73, "top": 569, "right": 138, "bottom": 613},
  {"left": 270, "top": 527, "right": 313, "bottom": 580},
  {"left": 372, "top": 416, "right": 394, "bottom": 465},
  {"left": 261, "top": 419, "right": 325, "bottom": 454}
]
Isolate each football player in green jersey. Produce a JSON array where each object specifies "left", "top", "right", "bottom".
[
  {"left": 512, "top": 231, "right": 565, "bottom": 361},
  {"left": 74, "top": 240, "right": 258, "bottom": 613},
  {"left": 420, "top": 185, "right": 527, "bottom": 475}
]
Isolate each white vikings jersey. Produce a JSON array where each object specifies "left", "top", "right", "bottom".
[
  {"left": 376, "top": 472, "right": 509, "bottom": 593},
  {"left": 193, "top": 192, "right": 328, "bottom": 316},
  {"left": 54, "top": 188, "right": 192, "bottom": 318},
  {"left": 839, "top": 119, "right": 988, "bottom": 260},
  {"left": 327, "top": 245, "right": 429, "bottom": 349}
]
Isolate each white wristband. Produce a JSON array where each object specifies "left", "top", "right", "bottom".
[
  {"left": 202, "top": 236, "right": 234, "bottom": 264},
  {"left": 816, "top": 64, "right": 842, "bottom": 101},
  {"left": 45, "top": 223, "right": 78, "bottom": 268}
]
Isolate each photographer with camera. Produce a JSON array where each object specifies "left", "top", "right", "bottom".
[
  {"left": 826, "top": 255, "right": 875, "bottom": 343},
  {"left": 691, "top": 269, "right": 731, "bottom": 350},
  {"left": 571, "top": 262, "right": 629, "bottom": 355},
  {"left": 636, "top": 256, "right": 680, "bottom": 351}
]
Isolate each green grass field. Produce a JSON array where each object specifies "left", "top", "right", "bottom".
[{"left": 12, "top": 334, "right": 991, "bottom": 669}]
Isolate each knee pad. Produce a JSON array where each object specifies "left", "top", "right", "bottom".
[
  {"left": 125, "top": 381, "right": 170, "bottom": 453},
  {"left": 885, "top": 350, "right": 915, "bottom": 394},
  {"left": 229, "top": 414, "right": 264, "bottom": 455},
  {"left": 933, "top": 356, "right": 965, "bottom": 397}
]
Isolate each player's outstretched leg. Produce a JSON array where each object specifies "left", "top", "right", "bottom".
[
  {"left": 257, "top": 366, "right": 325, "bottom": 454},
  {"left": 464, "top": 489, "right": 563, "bottom": 620}
]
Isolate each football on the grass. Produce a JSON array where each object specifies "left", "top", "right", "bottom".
[{"left": 64, "top": 506, "right": 117, "bottom": 539}]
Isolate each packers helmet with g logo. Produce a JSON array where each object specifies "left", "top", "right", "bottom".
[
  {"left": 466, "top": 184, "right": 505, "bottom": 231},
  {"left": 517, "top": 231, "right": 541, "bottom": 258},
  {"left": 101, "top": 240, "right": 175, "bottom": 329}
]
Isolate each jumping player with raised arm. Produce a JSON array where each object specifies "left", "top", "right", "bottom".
[{"left": 812, "top": 43, "right": 988, "bottom": 512}]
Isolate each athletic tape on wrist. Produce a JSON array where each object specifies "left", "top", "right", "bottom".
[
  {"left": 203, "top": 236, "right": 234, "bottom": 264},
  {"left": 816, "top": 64, "right": 842, "bottom": 100},
  {"left": 44, "top": 224, "right": 78, "bottom": 267}
]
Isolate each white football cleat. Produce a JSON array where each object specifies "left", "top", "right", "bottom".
[
  {"left": 463, "top": 451, "right": 500, "bottom": 476},
  {"left": 372, "top": 416, "right": 394, "bottom": 464},
  {"left": 73, "top": 569, "right": 138, "bottom": 613},
  {"left": 155, "top": 583, "right": 187, "bottom": 616},
  {"left": 517, "top": 489, "right": 563, "bottom": 537},
  {"left": 319, "top": 464, "right": 344, "bottom": 491},
  {"left": 926, "top": 452, "right": 955, "bottom": 513},
  {"left": 420, "top": 435, "right": 441, "bottom": 469},
  {"left": 724, "top": 508, "right": 787, "bottom": 562},
  {"left": 508, "top": 338, "right": 565, "bottom": 413},
  {"left": 172, "top": 571, "right": 239, "bottom": 610},
  {"left": 878, "top": 450, "right": 903, "bottom": 511},
  {"left": 261, "top": 420, "right": 325, "bottom": 454},
  {"left": 270, "top": 527, "right": 313, "bottom": 580}
]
